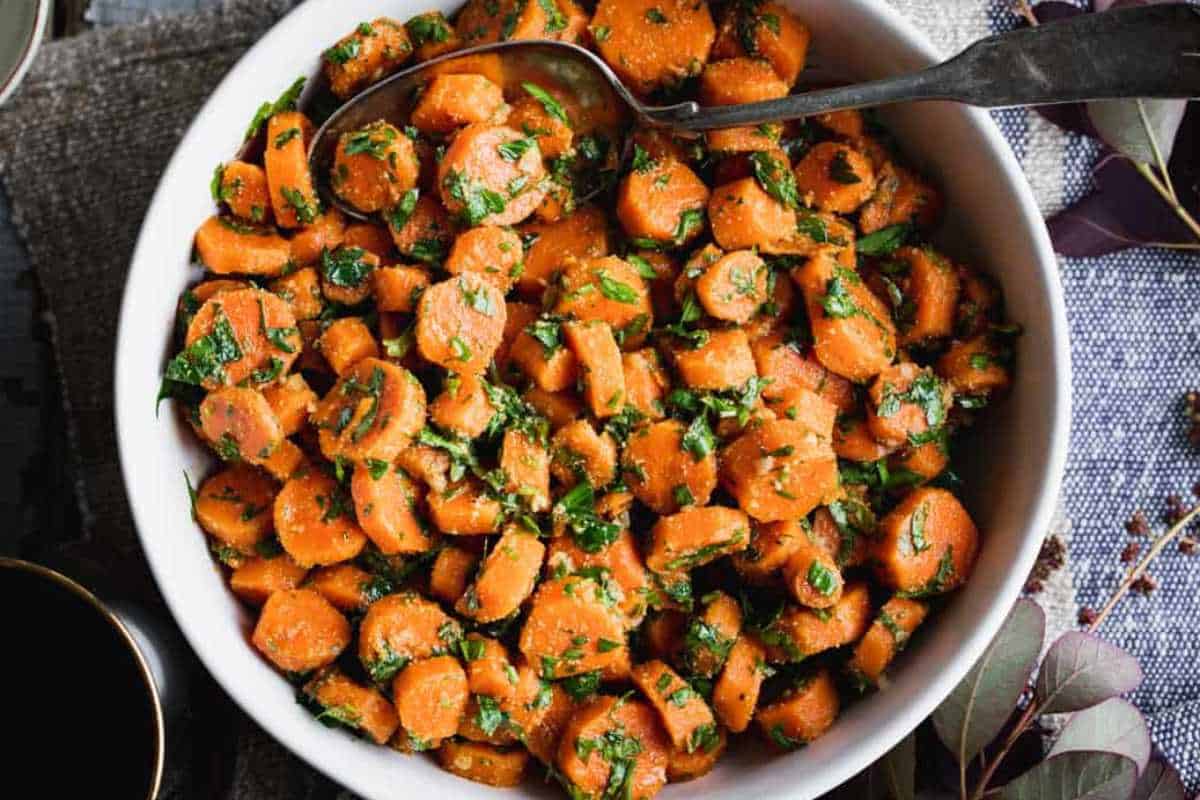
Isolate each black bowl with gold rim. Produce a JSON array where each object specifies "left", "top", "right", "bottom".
[{"left": 0, "top": 557, "right": 167, "bottom": 798}]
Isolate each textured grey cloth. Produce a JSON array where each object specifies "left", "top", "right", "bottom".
[
  {"left": 2, "top": 0, "right": 1198, "bottom": 796},
  {"left": 0, "top": 3, "right": 350, "bottom": 798}
]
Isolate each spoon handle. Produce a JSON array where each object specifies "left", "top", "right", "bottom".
[{"left": 650, "top": 4, "right": 1200, "bottom": 131}]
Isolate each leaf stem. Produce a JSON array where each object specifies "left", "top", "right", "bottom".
[
  {"left": 1135, "top": 99, "right": 1179, "bottom": 204},
  {"left": 1133, "top": 161, "right": 1200, "bottom": 246},
  {"left": 1086, "top": 502, "right": 1200, "bottom": 633}
]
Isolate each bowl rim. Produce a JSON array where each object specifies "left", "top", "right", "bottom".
[{"left": 113, "top": 1, "right": 1072, "bottom": 797}]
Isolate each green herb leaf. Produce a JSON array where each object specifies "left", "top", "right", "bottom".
[
  {"left": 521, "top": 82, "right": 569, "bottom": 126},
  {"left": 243, "top": 76, "right": 305, "bottom": 142},
  {"left": 322, "top": 246, "right": 374, "bottom": 288},
  {"left": 857, "top": 223, "right": 913, "bottom": 256}
]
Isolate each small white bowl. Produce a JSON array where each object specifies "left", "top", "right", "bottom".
[
  {"left": 114, "top": 1, "right": 1071, "bottom": 797},
  {"left": 0, "top": 0, "right": 50, "bottom": 107}
]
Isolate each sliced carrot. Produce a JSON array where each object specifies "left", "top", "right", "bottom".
[
  {"left": 563, "top": 320, "right": 626, "bottom": 419},
  {"left": 445, "top": 225, "right": 524, "bottom": 292},
  {"left": 622, "top": 420, "right": 717, "bottom": 515},
  {"left": 848, "top": 596, "right": 929, "bottom": 687},
  {"left": 251, "top": 588, "right": 350, "bottom": 673},
  {"left": 511, "top": 324, "right": 579, "bottom": 392},
  {"left": 307, "top": 563, "right": 377, "bottom": 613},
  {"left": 793, "top": 142, "right": 876, "bottom": 215},
  {"left": 437, "top": 124, "right": 547, "bottom": 227},
  {"left": 387, "top": 192, "right": 458, "bottom": 264},
  {"left": 873, "top": 487, "right": 979, "bottom": 596},
  {"left": 617, "top": 157, "right": 710, "bottom": 247},
  {"left": 833, "top": 416, "right": 896, "bottom": 463},
  {"left": 751, "top": 331, "right": 856, "bottom": 411},
  {"left": 428, "top": 545, "right": 478, "bottom": 607},
  {"left": 322, "top": 17, "right": 413, "bottom": 99},
  {"left": 265, "top": 111, "right": 319, "bottom": 229},
  {"left": 374, "top": 265, "right": 431, "bottom": 313},
  {"left": 592, "top": 0, "right": 716, "bottom": 94},
  {"left": 358, "top": 592, "right": 463, "bottom": 683},
  {"left": 194, "top": 216, "right": 292, "bottom": 277},
  {"left": 814, "top": 110, "right": 865, "bottom": 140},
  {"left": 547, "top": 527, "right": 649, "bottom": 624},
  {"left": 416, "top": 274, "right": 508, "bottom": 374},
  {"left": 781, "top": 534, "right": 844, "bottom": 609},
  {"left": 274, "top": 470, "right": 367, "bottom": 567},
  {"left": 199, "top": 386, "right": 284, "bottom": 466},
  {"left": 351, "top": 462, "right": 431, "bottom": 554},
  {"left": 936, "top": 335, "right": 1012, "bottom": 397},
  {"left": 270, "top": 267, "right": 325, "bottom": 321},
  {"left": 761, "top": 582, "right": 872, "bottom": 662},
  {"left": 866, "top": 362, "right": 953, "bottom": 448},
  {"left": 859, "top": 162, "right": 942, "bottom": 234},
  {"left": 622, "top": 349, "right": 669, "bottom": 419},
  {"left": 667, "top": 724, "right": 726, "bottom": 782},
  {"left": 438, "top": 741, "right": 529, "bottom": 787},
  {"left": 427, "top": 478, "right": 503, "bottom": 534},
  {"left": 711, "top": 635, "right": 767, "bottom": 733},
  {"left": 183, "top": 288, "right": 301, "bottom": 390},
  {"left": 331, "top": 121, "right": 419, "bottom": 214},
  {"left": 196, "top": 465, "right": 274, "bottom": 548},
  {"left": 517, "top": 205, "right": 611, "bottom": 295},
  {"left": 290, "top": 208, "right": 348, "bottom": 268},
  {"left": 699, "top": 58, "right": 788, "bottom": 106},
  {"left": 681, "top": 591, "right": 742, "bottom": 678},
  {"left": 216, "top": 160, "right": 272, "bottom": 222},
  {"left": 712, "top": 2, "right": 809, "bottom": 86},
  {"left": 755, "top": 669, "right": 839, "bottom": 749},
  {"left": 632, "top": 659, "right": 717, "bottom": 751},
  {"left": 313, "top": 358, "right": 426, "bottom": 463},
  {"left": 507, "top": 94, "right": 573, "bottom": 159},
  {"left": 458, "top": 525, "right": 546, "bottom": 622},
  {"left": 890, "top": 440, "right": 949, "bottom": 482},
  {"left": 555, "top": 257, "right": 654, "bottom": 346},
  {"left": 720, "top": 417, "right": 838, "bottom": 522},
  {"left": 695, "top": 250, "right": 770, "bottom": 324},
  {"left": 230, "top": 553, "right": 306, "bottom": 608},
  {"left": 646, "top": 506, "right": 750, "bottom": 574},
  {"left": 673, "top": 328, "right": 757, "bottom": 392},
  {"left": 392, "top": 655, "right": 469, "bottom": 746},
  {"left": 407, "top": 11, "right": 460, "bottom": 63},
  {"left": 518, "top": 576, "right": 628, "bottom": 678},
  {"left": 793, "top": 249, "right": 897, "bottom": 383},
  {"left": 707, "top": 177, "right": 795, "bottom": 253},
  {"left": 304, "top": 667, "right": 400, "bottom": 744},
  {"left": 500, "top": 430, "right": 551, "bottom": 512},
  {"left": 526, "top": 386, "right": 584, "bottom": 431},
  {"left": 259, "top": 439, "right": 309, "bottom": 483},
  {"left": 731, "top": 520, "right": 804, "bottom": 585},
  {"left": 317, "top": 316, "right": 379, "bottom": 376},
  {"left": 397, "top": 442, "right": 452, "bottom": 494},
  {"left": 430, "top": 371, "right": 497, "bottom": 438},
  {"left": 556, "top": 695, "right": 671, "bottom": 800},
  {"left": 550, "top": 419, "right": 619, "bottom": 487}
]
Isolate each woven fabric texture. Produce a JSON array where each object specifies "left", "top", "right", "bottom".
[{"left": 0, "top": 0, "right": 1197, "bottom": 793}]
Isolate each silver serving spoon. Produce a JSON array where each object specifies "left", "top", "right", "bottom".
[{"left": 310, "top": 3, "right": 1200, "bottom": 221}]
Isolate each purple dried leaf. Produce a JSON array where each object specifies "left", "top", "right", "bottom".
[
  {"left": 932, "top": 599, "right": 1045, "bottom": 765},
  {"left": 1132, "top": 759, "right": 1187, "bottom": 800},
  {"left": 999, "top": 751, "right": 1138, "bottom": 800},
  {"left": 1047, "top": 698, "right": 1151, "bottom": 775},
  {"left": 1036, "top": 631, "right": 1143, "bottom": 714}
]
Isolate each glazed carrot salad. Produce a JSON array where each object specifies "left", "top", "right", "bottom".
[{"left": 161, "top": 0, "right": 1018, "bottom": 795}]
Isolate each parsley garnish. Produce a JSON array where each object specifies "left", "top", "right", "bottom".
[
  {"left": 243, "top": 76, "right": 305, "bottom": 142},
  {"left": 521, "top": 82, "right": 569, "bottom": 126},
  {"left": 750, "top": 151, "right": 799, "bottom": 209},
  {"left": 444, "top": 169, "right": 507, "bottom": 226},
  {"left": 322, "top": 246, "right": 374, "bottom": 288},
  {"left": 828, "top": 149, "right": 862, "bottom": 184},
  {"left": 857, "top": 223, "right": 913, "bottom": 256}
]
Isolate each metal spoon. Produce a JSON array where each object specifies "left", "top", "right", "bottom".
[{"left": 310, "top": 3, "right": 1200, "bottom": 220}]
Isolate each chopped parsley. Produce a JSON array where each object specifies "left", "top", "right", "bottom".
[
  {"left": 322, "top": 246, "right": 374, "bottom": 288},
  {"left": 243, "top": 76, "right": 305, "bottom": 142},
  {"left": 750, "top": 150, "right": 799, "bottom": 209},
  {"left": 521, "top": 82, "right": 569, "bottom": 126},
  {"left": 444, "top": 169, "right": 507, "bottom": 226},
  {"left": 828, "top": 149, "right": 862, "bottom": 184},
  {"left": 857, "top": 223, "right": 913, "bottom": 256}
]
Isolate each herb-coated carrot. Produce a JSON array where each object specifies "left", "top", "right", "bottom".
[
  {"left": 622, "top": 420, "right": 717, "bottom": 516},
  {"left": 229, "top": 553, "right": 308, "bottom": 606},
  {"left": 557, "top": 694, "right": 671, "bottom": 800},
  {"left": 873, "top": 487, "right": 979, "bottom": 596},
  {"left": 252, "top": 588, "right": 351, "bottom": 673},
  {"left": 755, "top": 668, "right": 840, "bottom": 750},
  {"left": 322, "top": 17, "right": 412, "bottom": 99},
  {"left": 550, "top": 419, "right": 619, "bottom": 488}
]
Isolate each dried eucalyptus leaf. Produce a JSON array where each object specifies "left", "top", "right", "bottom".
[
  {"left": 1087, "top": 98, "right": 1186, "bottom": 164},
  {"left": 1048, "top": 698, "right": 1150, "bottom": 774},
  {"left": 932, "top": 598, "right": 1045, "bottom": 764},
  {"left": 999, "top": 751, "right": 1137, "bottom": 800},
  {"left": 1036, "top": 631, "right": 1142, "bottom": 714},
  {"left": 1132, "top": 759, "right": 1187, "bottom": 800}
]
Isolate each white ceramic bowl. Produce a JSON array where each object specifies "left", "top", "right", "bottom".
[{"left": 115, "top": 1, "right": 1071, "bottom": 797}]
